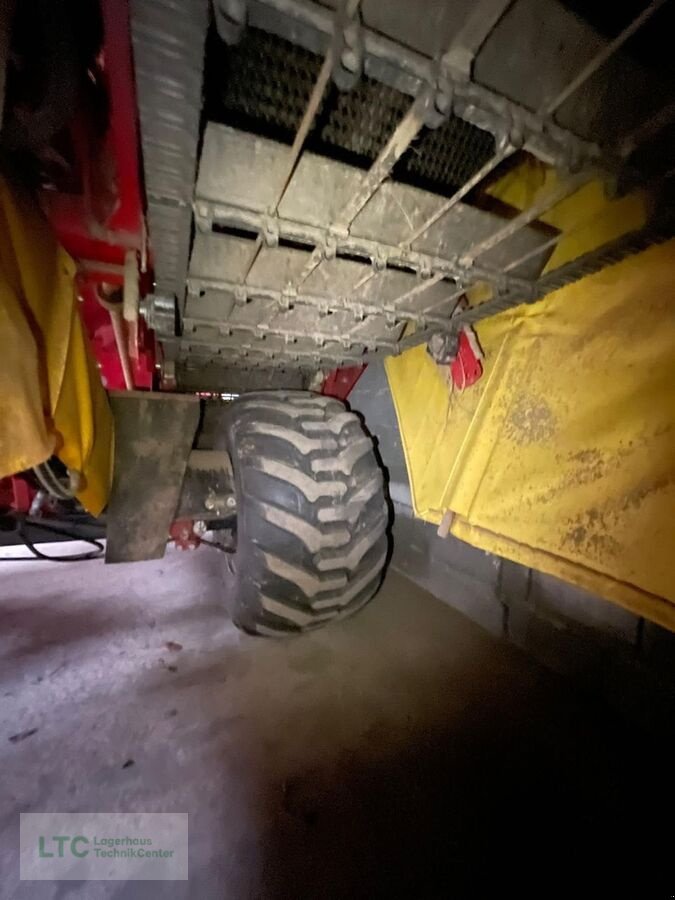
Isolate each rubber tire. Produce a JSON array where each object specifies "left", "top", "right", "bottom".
[{"left": 217, "top": 390, "right": 389, "bottom": 636}]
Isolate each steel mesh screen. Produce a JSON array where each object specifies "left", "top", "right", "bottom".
[{"left": 208, "top": 27, "right": 495, "bottom": 196}]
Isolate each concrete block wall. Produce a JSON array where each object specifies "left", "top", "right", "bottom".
[
  {"left": 391, "top": 507, "right": 675, "bottom": 734},
  {"left": 349, "top": 363, "right": 675, "bottom": 735}
]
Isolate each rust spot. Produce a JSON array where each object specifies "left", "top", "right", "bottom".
[
  {"left": 565, "top": 525, "right": 587, "bottom": 548},
  {"left": 504, "top": 394, "right": 557, "bottom": 445},
  {"left": 566, "top": 449, "right": 606, "bottom": 487},
  {"left": 562, "top": 509, "right": 621, "bottom": 562},
  {"left": 620, "top": 474, "right": 673, "bottom": 512}
]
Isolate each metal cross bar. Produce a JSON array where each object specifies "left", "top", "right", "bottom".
[
  {"left": 331, "top": 88, "right": 433, "bottom": 233},
  {"left": 250, "top": 0, "right": 602, "bottom": 171},
  {"left": 240, "top": 49, "right": 334, "bottom": 280},
  {"left": 502, "top": 232, "right": 560, "bottom": 274},
  {"left": 293, "top": 246, "right": 323, "bottom": 288},
  {"left": 500, "top": 124, "right": 675, "bottom": 277},
  {"left": 198, "top": 201, "right": 535, "bottom": 295},
  {"left": 458, "top": 171, "right": 592, "bottom": 265},
  {"left": 389, "top": 6, "right": 659, "bottom": 294},
  {"left": 619, "top": 98, "right": 675, "bottom": 159},
  {"left": 350, "top": 269, "right": 377, "bottom": 295},
  {"left": 181, "top": 335, "right": 369, "bottom": 366},
  {"left": 386, "top": 4, "right": 670, "bottom": 293},
  {"left": 386, "top": 271, "right": 449, "bottom": 310},
  {"left": 541, "top": 0, "right": 669, "bottom": 117},
  {"left": 185, "top": 279, "right": 456, "bottom": 327},
  {"left": 455, "top": 218, "right": 675, "bottom": 330},
  {"left": 185, "top": 315, "right": 400, "bottom": 352},
  {"left": 242, "top": 0, "right": 362, "bottom": 284},
  {"left": 370, "top": 214, "right": 675, "bottom": 363},
  {"left": 419, "top": 285, "right": 467, "bottom": 316},
  {"left": 501, "top": 191, "right": 650, "bottom": 275},
  {"left": 401, "top": 147, "right": 514, "bottom": 248},
  {"left": 270, "top": 0, "right": 362, "bottom": 211}
]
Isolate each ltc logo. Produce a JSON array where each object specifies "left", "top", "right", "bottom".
[{"left": 38, "top": 836, "right": 89, "bottom": 858}]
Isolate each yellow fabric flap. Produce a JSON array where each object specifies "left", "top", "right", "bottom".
[
  {"left": 0, "top": 179, "right": 113, "bottom": 514},
  {"left": 386, "top": 240, "right": 675, "bottom": 629}
]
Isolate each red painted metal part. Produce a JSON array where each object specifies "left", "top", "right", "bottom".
[
  {"left": 0, "top": 476, "right": 35, "bottom": 514},
  {"left": 169, "top": 519, "right": 201, "bottom": 551},
  {"left": 321, "top": 365, "right": 366, "bottom": 401},
  {"left": 44, "top": 0, "right": 155, "bottom": 391},
  {"left": 78, "top": 282, "right": 154, "bottom": 390},
  {"left": 450, "top": 326, "right": 483, "bottom": 390},
  {"left": 1, "top": 2, "right": 155, "bottom": 516},
  {"left": 45, "top": 0, "right": 144, "bottom": 263}
]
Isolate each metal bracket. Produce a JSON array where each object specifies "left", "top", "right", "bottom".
[
  {"left": 423, "top": 63, "right": 454, "bottom": 130},
  {"left": 332, "top": 3, "right": 363, "bottom": 92},
  {"left": 233, "top": 284, "right": 248, "bottom": 305},
  {"left": 279, "top": 285, "right": 296, "bottom": 310},
  {"left": 262, "top": 213, "right": 279, "bottom": 247},
  {"left": 176, "top": 450, "right": 235, "bottom": 520},
  {"left": 371, "top": 246, "right": 388, "bottom": 272},
  {"left": 140, "top": 294, "right": 177, "bottom": 338},
  {"left": 322, "top": 232, "right": 337, "bottom": 260},
  {"left": 106, "top": 392, "right": 201, "bottom": 562},
  {"left": 212, "top": 0, "right": 247, "bottom": 45}
]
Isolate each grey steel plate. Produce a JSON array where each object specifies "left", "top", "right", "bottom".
[
  {"left": 195, "top": 125, "right": 552, "bottom": 276},
  {"left": 106, "top": 391, "right": 200, "bottom": 563},
  {"left": 189, "top": 124, "right": 555, "bottom": 366}
]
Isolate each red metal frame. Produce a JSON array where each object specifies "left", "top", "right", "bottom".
[
  {"left": 321, "top": 365, "right": 365, "bottom": 401},
  {"left": 450, "top": 326, "right": 483, "bottom": 391},
  {"left": 0, "top": 476, "right": 35, "bottom": 515},
  {"left": 1, "top": 1, "right": 157, "bottom": 510},
  {"left": 169, "top": 519, "right": 201, "bottom": 551},
  {"left": 43, "top": 0, "right": 154, "bottom": 391}
]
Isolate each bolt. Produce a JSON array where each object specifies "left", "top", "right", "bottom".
[
  {"left": 226, "top": 496, "right": 237, "bottom": 509},
  {"left": 341, "top": 48, "right": 359, "bottom": 73},
  {"left": 234, "top": 286, "right": 247, "bottom": 305}
]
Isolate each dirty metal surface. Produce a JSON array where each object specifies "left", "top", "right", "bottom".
[
  {"left": 175, "top": 450, "right": 235, "bottom": 521},
  {"left": 187, "top": 235, "right": 461, "bottom": 316},
  {"left": 246, "top": 0, "right": 603, "bottom": 170},
  {"left": 195, "top": 126, "right": 551, "bottom": 277},
  {"left": 128, "top": 0, "right": 673, "bottom": 380},
  {"left": 178, "top": 363, "right": 308, "bottom": 392},
  {"left": 131, "top": 0, "right": 209, "bottom": 299},
  {"left": 106, "top": 392, "right": 201, "bottom": 563},
  {"left": 187, "top": 125, "right": 553, "bottom": 367},
  {"left": 213, "top": 26, "right": 496, "bottom": 194}
]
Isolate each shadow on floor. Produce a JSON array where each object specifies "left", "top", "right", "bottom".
[{"left": 0, "top": 547, "right": 672, "bottom": 897}]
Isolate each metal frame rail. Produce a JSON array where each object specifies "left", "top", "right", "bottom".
[{"left": 185, "top": 0, "right": 673, "bottom": 368}]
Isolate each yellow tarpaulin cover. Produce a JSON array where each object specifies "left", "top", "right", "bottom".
[
  {"left": 386, "top": 239, "right": 675, "bottom": 630},
  {"left": 0, "top": 178, "right": 113, "bottom": 514}
]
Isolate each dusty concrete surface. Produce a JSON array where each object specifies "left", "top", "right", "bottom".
[{"left": 0, "top": 544, "right": 671, "bottom": 897}]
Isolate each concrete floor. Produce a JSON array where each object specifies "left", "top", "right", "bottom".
[{"left": 0, "top": 543, "right": 671, "bottom": 897}]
